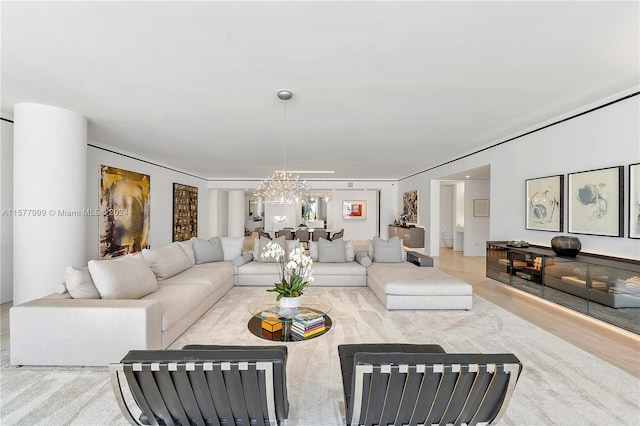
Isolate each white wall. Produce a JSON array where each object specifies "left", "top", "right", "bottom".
[
  {"left": 400, "top": 91, "right": 640, "bottom": 260},
  {"left": 86, "top": 145, "right": 209, "bottom": 259},
  {"left": 330, "top": 190, "right": 379, "bottom": 241},
  {"left": 1, "top": 119, "right": 14, "bottom": 303},
  {"left": 463, "top": 180, "right": 490, "bottom": 256},
  {"left": 439, "top": 184, "right": 454, "bottom": 247}
]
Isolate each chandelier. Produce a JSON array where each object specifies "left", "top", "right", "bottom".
[{"left": 255, "top": 90, "right": 313, "bottom": 204}]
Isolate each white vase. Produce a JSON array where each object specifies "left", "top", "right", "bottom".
[{"left": 279, "top": 296, "right": 302, "bottom": 309}]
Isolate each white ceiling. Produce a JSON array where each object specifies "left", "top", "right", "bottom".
[{"left": 2, "top": 1, "right": 638, "bottom": 181}]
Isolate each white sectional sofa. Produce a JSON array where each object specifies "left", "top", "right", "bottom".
[
  {"left": 10, "top": 235, "right": 472, "bottom": 367},
  {"left": 10, "top": 237, "right": 240, "bottom": 367}
]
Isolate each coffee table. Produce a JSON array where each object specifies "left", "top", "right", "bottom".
[{"left": 248, "top": 296, "right": 333, "bottom": 342}]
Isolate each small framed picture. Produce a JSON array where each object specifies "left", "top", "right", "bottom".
[
  {"left": 473, "top": 199, "right": 490, "bottom": 217},
  {"left": 342, "top": 200, "right": 366, "bottom": 220}
]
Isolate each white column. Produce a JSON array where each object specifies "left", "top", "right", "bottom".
[
  {"left": 13, "top": 104, "right": 87, "bottom": 304},
  {"left": 227, "top": 190, "right": 245, "bottom": 237}
]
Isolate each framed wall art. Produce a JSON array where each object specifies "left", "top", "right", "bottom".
[
  {"left": 402, "top": 190, "right": 418, "bottom": 223},
  {"left": 173, "top": 183, "right": 198, "bottom": 242},
  {"left": 568, "top": 166, "right": 623, "bottom": 237},
  {"left": 473, "top": 199, "right": 490, "bottom": 217},
  {"left": 342, "top": 200, "right": 367, "bottom": 220},
  {"left": 99, "top": 165, "right": 150, "bottom": 258},
  {"left": 525, "top": 175, "right": 564, "bottom": 232},
  {"left": 630, "top": 163, "right": 640, "bottom": 239}
]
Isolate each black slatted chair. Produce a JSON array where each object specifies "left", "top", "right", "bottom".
[
  {"left": 110, "top": 345, "right": 289, "bottom": 426},
  {"left": 338, "top": 343, "right": 522, "bottom": 426}
]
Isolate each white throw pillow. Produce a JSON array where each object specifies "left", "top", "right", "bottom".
[
  {"left": 176, "top": 239, "right": 196, "bottom": 266},
  {"left": 309, "top": 241, "right": 319, "bottom": 262},
  {"left": 192, "top": 237, "right": 224, "bottom": 264},
  {"left": 88, "top": 254, "right": 158, "bottom": 299},
  {"left": 142, "top": 243, "right": 191, "bottom": 280},
  {"left": 318, "top": 237, "right": 347, "bottom": 263},
  {"left": 220, "top": 237, "right": 244, "bottom": 261},
  {"left": 372, "top": 236, "right": 403, "bottom": 263},
  {"left": 64, "top": 266, "right": 101, "bottom": 299},
  {"left": 344, "top": 240, "right": 356, "bottom": 262}
]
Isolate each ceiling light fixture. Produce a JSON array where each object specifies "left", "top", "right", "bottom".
[{"left": 255, "top": 90, "right": 313, "bottom": 204}]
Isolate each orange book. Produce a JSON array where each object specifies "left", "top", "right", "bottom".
[{"left": 262, "top": 317, "right": 282, "bottom": 332}]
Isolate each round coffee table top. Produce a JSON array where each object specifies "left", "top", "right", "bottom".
[{"left": 248, "top": 296, "right": 333, "bottom": 342}]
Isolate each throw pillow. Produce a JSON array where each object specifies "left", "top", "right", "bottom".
[
  {"left": 88, "top": 255, "right": 158, "bottom": 299},
  {"left": 308, "top": 241, "right": 319, "bottom": 262},
  {"left": 142, "top": 243, "right": 191, "bottom": 280},
  {"left": 355, "top": 251, "right": 373, "bottom": 268},
  {"left": 64, "top": 266, "right": 101, "bottom": 299},
  {"left": 285, "top": 239, "right": 300, "bottom": 254},
  {"left": 192, "top": 237, "right": 224, "bottom": 264},
  {"left": 258, "top": 236, "right": 286, "bottom": 263},
  {"left": 232, "top": 252, "right": 253, "bottom": 267},
  {"left": 372, "top": 236, "right": 403, "bottom": 263},
  {"left": 318, "top": 237, "right": 347, "bottom": 263},
  {"left": 176, "top": 239, "right": 196, "bottom": 266},
  {"left": 344, "top": 239, "right": 356, "bottom": 261},
  {"left": 220, "top": 237, "right": 244, "bottom": 261}
]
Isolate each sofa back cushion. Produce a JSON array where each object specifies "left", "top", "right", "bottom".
[
  {"left": 220, "top": 237, "right": 244, "bottom": 261},
  {"left": 192, "top": 237, "right": 224, "bottom": 264},
  {"left": 88, "top": 254, "right": 158, "bottom": 299},
  {"left": 318, "top": 238, "right": 347, "bottom": 263},
  {"left": 142, "top": 243, "right": 192, "bottom": 280},
  {"left": 64, "top": 266, "right": 101, "bottom": 299}
]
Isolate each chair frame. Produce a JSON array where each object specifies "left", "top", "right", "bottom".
[
  {"left": 110, "top": 349, "right": 288, "bottom": 426},
  {"left": 345, "top": 353, "right": 521, "bottom": 426}
]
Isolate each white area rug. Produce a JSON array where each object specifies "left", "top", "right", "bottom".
[{"left": 1, "top": 286, "right": 639, "bottom": 425}]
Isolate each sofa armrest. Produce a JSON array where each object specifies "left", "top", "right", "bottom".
[{"left": 10, "top": 298, "right": 162, "bottom": 366}]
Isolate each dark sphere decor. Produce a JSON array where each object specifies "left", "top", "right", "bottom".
[{"left": 551, "top": 236, "right": 581, "bottom": 257}]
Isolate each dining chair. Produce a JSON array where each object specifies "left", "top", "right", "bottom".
[
  {"left": 295, "top": 228, "right": 310, "bottom": 249},
  {"left": 331, "top": 229, "right": 344, "bottom": 240},
  {"left": 312, "top": 229, "right": 329, "bottom": 241}
]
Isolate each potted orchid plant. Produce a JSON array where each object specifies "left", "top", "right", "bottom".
[{"left": 260, "top": 241, "right": 313, "bottom": 307}]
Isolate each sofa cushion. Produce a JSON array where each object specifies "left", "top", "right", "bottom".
[
  {"left": 220, "top": 237, "right": 244, "bottom": 261},
  {"left": 88, "top": 254, "right": 158, "bottom": 299},
  {"left": 64, "top": 266, "right": 101, "bottom": 299},
  {"left": 368, "top": 263, "right": 473, "bottom": 296},
  {"left": 192, "top": 237, "right": 224, "bottom": 264},
  {"left": 161, "top": 261, "right": 235, "bottom": 294},
  {"left": 176, "top": 239, "right": 196, "bottom": 265},
  {"left": 142, "top": 243, "right": 192, "bottom": 279},
  {"left": 318, "top": 238, "right": 347, "bottom": 263},
  {"left": 371, "top": 236, "right": 403, "bottom": 263},
  {"left": 345, "top": 240, "right": 356, "bottom": 261},
  {"left": 142, "top": 283, "right": 211, "bottom": 332}
]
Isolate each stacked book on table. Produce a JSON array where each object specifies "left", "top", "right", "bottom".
[{"left": 292, "top": 311, "right": 326, "bottom": 340}]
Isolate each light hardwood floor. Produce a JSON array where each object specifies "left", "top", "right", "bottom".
[
  {"left": 429, "top": 247, "right": 640, "bottom": 378},
  {"left": 2, "top": 245, "right": 638, "bottom": 378}
]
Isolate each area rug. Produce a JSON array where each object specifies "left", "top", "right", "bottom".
[{"left": 1, "top": 286, "right": 639, "bottom": 425}]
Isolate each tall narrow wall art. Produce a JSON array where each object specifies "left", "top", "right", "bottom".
[
  {"left": 99, "top": 165, "right": 150, "bottom": 258},
  {"left": 402, "top": 190, "right": 418, "bottom": 223},
  {"left": 173, "top": 183, "right": 198, "bottom": 242},
  {"left": 525, "top": 175, "right": 564, "bottom": 232},
  {"left": 630, "top": 163, "right": 640, "bottom": 239}
]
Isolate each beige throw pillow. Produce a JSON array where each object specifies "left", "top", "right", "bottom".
[
  {"left": 220, "top": 237, "right": 244, "bottom": 261},
  {"left": 88, "top": 254, "right": 158, "bottom": 299},
  {"left": 192, "top": 237, "right": 224, "bottom": 264},
  {"left": 372, "top": 236, "right": 403, "bottom": 263}
]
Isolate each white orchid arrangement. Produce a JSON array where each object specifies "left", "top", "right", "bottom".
[{"left": 260, "top": 241, "right": 314, "bottom": 301}]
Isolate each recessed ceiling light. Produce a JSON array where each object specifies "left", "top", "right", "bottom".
[{"left": 465, "top": 175, "right": 471, "bottom": 178}]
